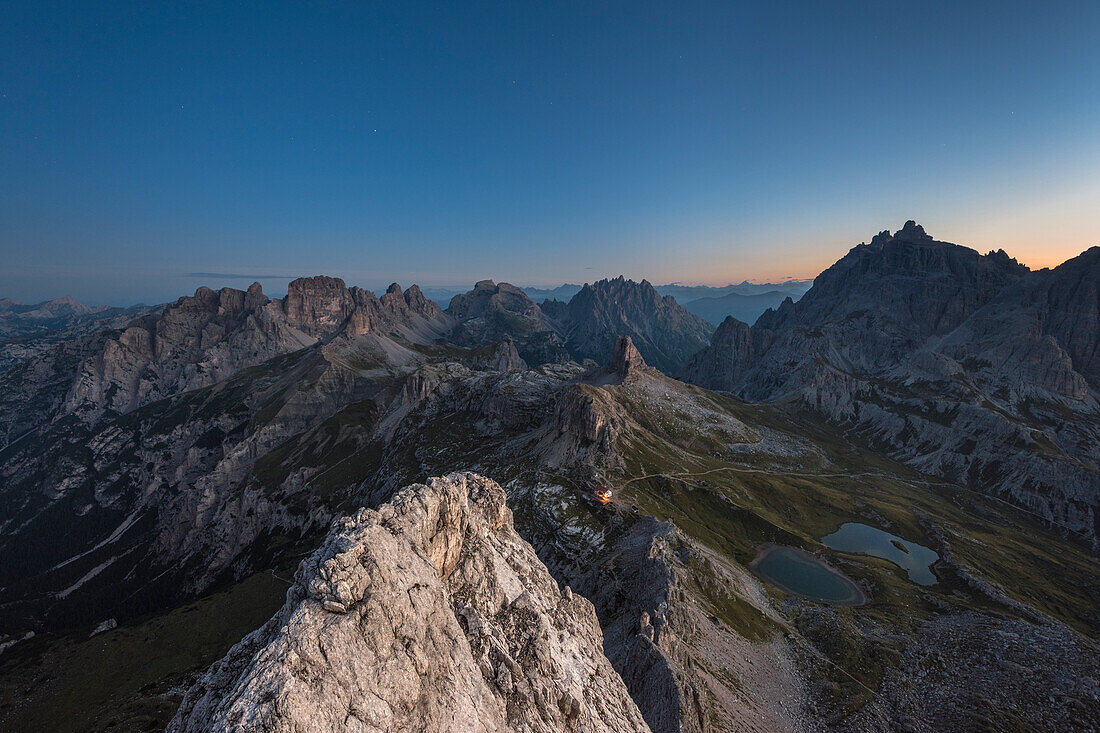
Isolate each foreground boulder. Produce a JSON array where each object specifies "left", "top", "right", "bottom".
[{"left": 169, "top": 472, "right": 651, "bottom": 733}]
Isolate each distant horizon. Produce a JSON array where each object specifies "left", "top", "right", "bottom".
[
  {"left": 4, "top": 2, "right": 1099, "bottom": 309},
  {"left": 0, "top": 272, "right": 818, "bottom": 309},
  {"left": 2, "top": 231, "right": 1094, "bottom": 308}
]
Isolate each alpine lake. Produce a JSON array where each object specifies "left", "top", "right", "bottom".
[{"left": 751, "top": 523, "right": 939, "bottom": 603}]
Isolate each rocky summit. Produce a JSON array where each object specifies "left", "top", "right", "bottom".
[
  {"left": 446, "top": 280, "right": 571, "bottom": 366},
  {"left": 169, "top": 472, "right": 650, "bottom": 733},
  {"left": 556, "top": 276, "right": 714, "bottom": 375}
]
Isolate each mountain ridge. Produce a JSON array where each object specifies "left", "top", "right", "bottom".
[{"left": 683, "top": 221, "right": 1100, "bottom": 542}]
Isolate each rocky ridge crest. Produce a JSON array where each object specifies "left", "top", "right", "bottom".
[
  {"left": 445, "top": 277, "right": 712, "bottom": 375},
  {"left": 169, "top": 472, "right": 651, "bottom": 733},
  {"left": 0, "top": 277, "right": 452, "bottom": 446}
]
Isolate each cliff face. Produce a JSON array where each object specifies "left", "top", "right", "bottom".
[
  {"left": 682, "top": 223, "right": 1100, "bottom": 541},
  {"left": 169, "top": 472, "right": 651, "bottom": 733},
  {"left": 0, "top": 277, "right": 452, "bottom": 447}
]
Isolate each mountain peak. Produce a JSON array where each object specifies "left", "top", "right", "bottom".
[
  {"left": 446, "top": 280, "right": 538, "bottom": 321},
  {"left": 867, "top": 220, "right": 934, "bottom": 249},
  {"left": 564, "top": 278, "right": 712, "bottom": 374},
  {"left": 895, "top": 220, "right": 933, "bottom": 242},
  {"left": 283, "top": 276, "right": 353, "bottom": 336}
]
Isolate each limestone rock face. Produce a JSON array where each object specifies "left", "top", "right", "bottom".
[
  {"left": 490, "top": 336, "right": 528, "bottom": 372},
  {"left": 463, "top": 336, "right": 528, "bottom": 372},
  {"left": 0, "top": 278, "right": 452, "bottom": 447},
  {"left": 1035, "top": 246, "right": 1100, "bottom": 387},
  {"left": 59, "top": 284, "right": 314, "bottom": 421},
  {"left": 607, "top": 335, "right": 646, "bottom": 379},
  {"left": 169, "top": 472, "right": 651, "bottom": 733},
  {"left": 681, "top": 316, "right": 773, "bottom": 392},
  {"left": 282, "top": 276, "right": 353, "bottom": 337},
  {"left": 447, "top": 280, "right": 541, "bottom": 322}
]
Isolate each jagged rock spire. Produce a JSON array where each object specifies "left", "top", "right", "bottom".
[
  {"left": 491, "top": 335, "right": 528, "bottom": 372},
  {"left": 607, "top": 335, "right": 645, "bottom": 378}
]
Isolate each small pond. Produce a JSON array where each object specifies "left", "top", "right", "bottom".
[
  {"left": 750, "top": 545, "right": 867, "bottom": 605},
  {"left": 821, "top": 522, "right": 939, "bottom": 585}
]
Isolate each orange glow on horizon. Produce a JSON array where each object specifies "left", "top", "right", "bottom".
[{"left": 675, "top": 235, "right": 1097, "bottom": 288}]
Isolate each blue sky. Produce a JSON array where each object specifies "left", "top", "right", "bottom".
[{"left": 2, "top": 1, "right": 1099, "bottom": 305}]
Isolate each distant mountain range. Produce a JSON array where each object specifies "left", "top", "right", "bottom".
[
  {"left": 0, "top": 279, "right": 807, "bottom": 373},
  {"left": 681, "top": 289, "right": 793, "bottom": 327},
  {"left": 0, "top": 296, "right": 156, "bottom": 373},
  {"left": 1, "top": 295, "right": 116, "bottom": 335},
  {"left": 419, "top": 279, "right": 813, "bottom": 316}
]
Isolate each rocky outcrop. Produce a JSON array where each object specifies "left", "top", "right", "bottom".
[
  {"left": 464, "top": 336, "right": 529, "bottom": 372},
  {"left": 607, "top": 335, "right": 647, "bottom": 380},
  {"left": 681, "top": 316, "right": 773, "bottom": 392},
  {"left": 549, "top": 386, "right": 624, "bottom": 470},
  {"left": 169, "top": 473, "right": 651, "bottom": 733},
  {"left": 283, "top": 277, "right": 452, "bottom": 342},
  {"left": 0, "top": 278, "right": 452, "bottom": 447},
  {"left": 682, "top": 222, "right": 1100, "bottom": 542},
  {"left": 59, "top": 283, "right": 315, "bottom": 421},
  {"left": 366, "top": 282, "right": 451, "bottom": 341},
  {"left": 447, "top": 280, "right": 541, "bottom": 321},
  {"left": 560, "top": 277, "right": 713, "bottom": 376},
  {"left": 1033, "top": 246, "right": 1100, "bottom": 387},
  {"left": 281, "top": 275, "right": 352, "bottom": 336}
]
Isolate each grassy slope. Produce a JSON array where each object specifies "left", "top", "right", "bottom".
[
  {"left": 591, "top": 378, "right": 1099, "bottom": 710},
  {"left": 613, "top": 384, "right": 1099, "bottom": 633},
  {"left": 0, "top": 571, "right": 287, "bottom": 733}
]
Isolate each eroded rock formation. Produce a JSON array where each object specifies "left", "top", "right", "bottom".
[{"left": 169, "top": 472, "right": 651, "bottom": 733}]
